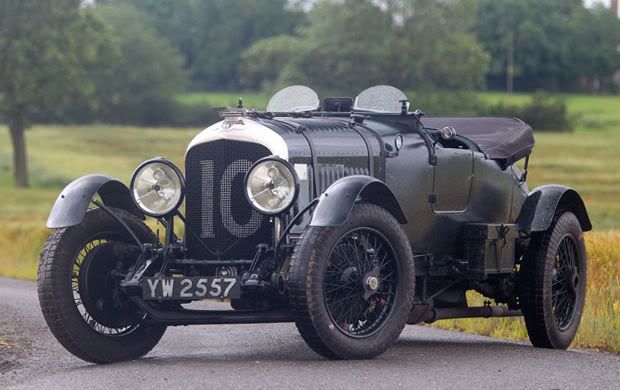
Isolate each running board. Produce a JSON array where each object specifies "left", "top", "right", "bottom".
[{"left": 131, "top": 297, "right": 294, "bottom": 326}]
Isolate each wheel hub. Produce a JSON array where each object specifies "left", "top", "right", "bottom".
[
  {"left": 78, "top": 242, "right": 135, "bottom": 329},
  {"left": 366, "top": 276, "right": 379, "bottom": 291}
]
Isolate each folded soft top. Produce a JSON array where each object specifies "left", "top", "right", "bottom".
[{"left": 422, "top": 116, "right": 535, "bottom": 165}]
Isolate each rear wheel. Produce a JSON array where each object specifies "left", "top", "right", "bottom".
[
  {"left": 38, "top": 208, "right": 166, "bottom": 363},
  {"left": 288, "top": 203, "right": 415, "bottom": 359},
  {"left": 519, "top": 211, "right": 587, "bottom": 349}
]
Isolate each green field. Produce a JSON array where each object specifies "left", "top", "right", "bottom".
[{"left": 1, "top": 92, "right": 620, "bottom": 351}]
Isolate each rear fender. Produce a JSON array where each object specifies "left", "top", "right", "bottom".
[
  {"left": 309, "top": 175, "right": 407, "bottom": 227},
  {"left": 47, "top": 174, "right": 144, "bottom": 228},
  {"left": 516, "top": 184, "right": 592, "bottom": 233}
]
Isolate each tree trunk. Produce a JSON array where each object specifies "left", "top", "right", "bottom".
[
  {"left": 506, "top": 32, "right": 514, "bottom": 94},
  {"left": 8, "top": 107, "right": 29, "bottom": 188}
]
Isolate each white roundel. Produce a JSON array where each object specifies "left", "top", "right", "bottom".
[{"left": 186, "top": 119, "right": 289, "bottom": 161}]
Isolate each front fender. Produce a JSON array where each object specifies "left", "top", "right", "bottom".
[
  {"left": 516, "top": 184, "right": 592, "bottom": 233},
  {"left": 309, "top": 175, "right": 407, "bottom": 227},
  {"left": 47, "top": 174, "right": 144, "bottom": 228}
]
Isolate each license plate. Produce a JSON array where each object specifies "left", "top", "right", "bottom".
[{"left": 142, "top": 277, "right": 241, "bottom": 300}]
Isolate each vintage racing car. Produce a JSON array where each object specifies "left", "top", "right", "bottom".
[{"left": 38, "top": 85, "right": 591, "bottom": 363}]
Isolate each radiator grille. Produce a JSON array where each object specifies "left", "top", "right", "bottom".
[{"left": 185, "top": 140, "right": 271, "bottom": 260}]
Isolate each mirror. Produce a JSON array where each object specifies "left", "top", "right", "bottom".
[
  {"left": 267, "top": 85, "right": 320, "bottom": 113},
  {"left": 353, "top": 85, "right": 409, "bottom": 113}
]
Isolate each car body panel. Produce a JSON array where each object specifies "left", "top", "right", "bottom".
[
  {"left": 309, "top": 175, "right": 407, "bottom": 227},
  {"left": 185, "top": 114, "right": 534, "bottom": 259},
  {"left": 47, "top": 174, "right": 142, "bottom": 228},
  {"left": 516, "top": 184, "right": 592, "bottom": 232},
  {"left": 187, "top": 119, "right": 289, "bottom": 160}
]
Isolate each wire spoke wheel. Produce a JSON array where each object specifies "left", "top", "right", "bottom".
[
  {"left": 551, "top": 235, "right": 580, "bottom": 330},
  {"left": 38, "top": 208, "right": 166, "bottom": 363},
  {"left": 323, "top": 228, "right": 398, "bottom": 338},
  {"left": 72, "top": 234, "right": 141, "bottom": 337},
  {"left": 520, "top": 211, "right": 587, "bottom": 350},
  {"left": 289, "top": 203, "right": 414, "bottom": 359}
]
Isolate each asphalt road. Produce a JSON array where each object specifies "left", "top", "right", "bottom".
[{"left": 1, "top": 277, "right": 619, "bottom": 390}]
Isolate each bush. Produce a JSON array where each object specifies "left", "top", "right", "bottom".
[
  {"left": 408, "top": 91, "right": 488, "bottom": 117},
  {"left": 30, "top": 97, "right": 219, "bottom": 128},
  {"left": 27, "top": 4, "right": 224, "bottom": 128},
  {"left": 486, "top": 93, "right": 573, "bottom": 132},
  {"left": 140, "top": 99, "right": 219, "bottom": 127},
  {"left": 408, "top": 91, "right": 573, "bottom": 132}
]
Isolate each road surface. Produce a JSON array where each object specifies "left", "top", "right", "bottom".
[{"left": 1, "top": 277, "right": 619, "bottom": 389}]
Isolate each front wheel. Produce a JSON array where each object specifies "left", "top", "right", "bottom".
[
  {"left": 37, "top": 208, "right": 166, "bottom": 363},
  {"left": 288, "top": 203, "right": 415, "bottom": 360},
  {"left": 519, "top": 211, "right": 587, "bottom": 350}
]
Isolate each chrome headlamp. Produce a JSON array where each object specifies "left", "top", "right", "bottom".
[
  {"left": 245, "top": 157, "right": 299, "bottom": 215},
  {"left": 130, "top": 158, "right": 185, "bottom": 217}
]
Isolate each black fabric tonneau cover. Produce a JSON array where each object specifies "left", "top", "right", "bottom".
[{"left": 422, "top": 116, "right": 535, "bottom": 165}]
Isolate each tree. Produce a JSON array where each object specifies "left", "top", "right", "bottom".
[
  {"left": 89, "top": 4, "right": 186, "bottom": 124},
  {"left": 396, "top": 0, "right": 490, "bottom": 90},
  {"left": 570, "top": 5, "right": 620, "bottom": 93},
  {"left": 107, "top": 0, "right": 306, "bottom": 90},
  {"left": 240, "top": 35, "right": 306, "bottom": 91},
  {"left": 0, "top": 0, "right": 110, "bottom": 187},
  {"left": 240, "top": 0, "right": 488, "bottom": 93},
  {"left": 288, "top": 0, "right": 396, "bottom": 93},
  {"left": 476, "top": 0, "right": 620, "bottom": 93}
]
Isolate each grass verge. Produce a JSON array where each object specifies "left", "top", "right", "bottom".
[{"left": 431, "top": 231, "right": 620, "bottom": 353}]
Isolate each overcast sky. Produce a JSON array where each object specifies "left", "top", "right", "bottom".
[{"left": 585, "top": 0, "right": 612, "bottom": 7}]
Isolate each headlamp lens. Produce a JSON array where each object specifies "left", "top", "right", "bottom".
[
  {"left": 246, "top": 159, "right": 297, "bottom": 214},
  {"left": 131, "top": 161, "right": 183, "bottom": 216}
]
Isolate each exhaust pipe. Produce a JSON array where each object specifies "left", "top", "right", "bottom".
[{"left": 407, "top": 304, "right": 521, "bottom": 325}]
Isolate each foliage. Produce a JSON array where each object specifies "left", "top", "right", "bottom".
[
  {"left": 283, "top": 0, "right": 397, "bottom": 93},
  {"left": 240, "top": 35, "right": 309, "bottom": 91},
  {"left": 475, "top": 0, "right": 620, "bottom": 92},
  {"left": 177, "top": 92, "right": 269, "bottom": 112},
  {"left": 570, "top": 4, "right": 620, "bottom": 94},
  {"left": 93, "top": 0, "right": 620, "bottom": 94},
  {"left": 395, "top": 0, "right": 490, "bottom": 90},
  {"left": 33, "top": 4, "right": 189, "bottom": 126},
  {"left": 99, "top": 0, "right": 620, "bottom": 95},
  {"left": 0, "top": 0, "right": 113, "bottom": 187},
  {"left": 486, "top": 93, "right": 573, "bottom": 132},
  {"left": 409, "top": 91, "right": 488, "bottom": 117},
  {"left": 0, "top": 1, "right": 110, "bottom": 115},
  {"left": 241, "top": 0, "right": 489, "bottom": 92},
  {"left": 106, "top": 0, "right": 306, "bottom": 90},
  {"left": 86, "top": 4, "right": 187, "bottom": 124}
]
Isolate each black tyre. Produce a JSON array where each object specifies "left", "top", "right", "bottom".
[
  {"left": 288, "top": 202, "right": 415, "bottom": 360},
  {"left": 519, "top": 211, "right": 587, "bottom": 350},
  {"left": 37, "top": 208, "right": 166, "bottom": 363}
]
